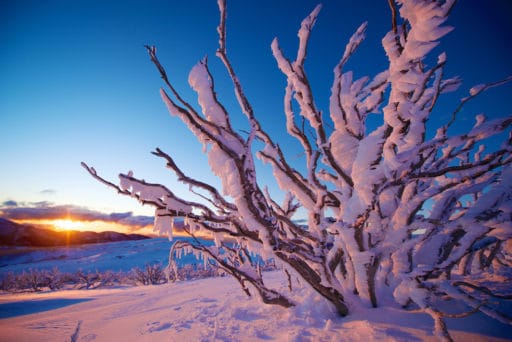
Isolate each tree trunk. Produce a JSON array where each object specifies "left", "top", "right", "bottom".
[{"left": 275, "top": 251, "right": 349, "bottom": 316}]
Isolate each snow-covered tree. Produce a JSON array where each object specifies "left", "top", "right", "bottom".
[{"left": 83, "top": 0, "right": 511, "bottom": 339}]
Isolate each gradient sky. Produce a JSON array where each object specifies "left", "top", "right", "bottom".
[{"left": 1, "top": 0, "right": 511, "bottom": 233}]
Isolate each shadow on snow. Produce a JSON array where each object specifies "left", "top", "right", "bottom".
[{"left": 0, "top": 298, "right": 93, "bottom": 319}]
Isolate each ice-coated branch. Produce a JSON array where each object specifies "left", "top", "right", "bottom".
[
  {"left": 216, "top": 0, "right": 261, "bottom": 148},
  {"left": 145, "top": 45, "right": 208, "bottom": 128},
  {"left": 387, "top": 0, "right": 398, "bottom": 34},
  {"left": 152, "top": 148, "right": 236, "bottom": 213},
  {"left": 81, "top": 162, "right": 164, "bottom": 210},
  {"left": 453, "top": 281, "right": 512, "bottom": 300},
  {"left": 442, "top": 75, "right": 512, "bottom": 135},
  {"left": 171, "top": 225, "right": 295, "bottom": 308},
  {"left": 271, "top": 6, "right": 355, "bottom": 190}
]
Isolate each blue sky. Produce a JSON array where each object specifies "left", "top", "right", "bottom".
[{"left": 0, "top": 0, "right": 511, "bottom": 232}]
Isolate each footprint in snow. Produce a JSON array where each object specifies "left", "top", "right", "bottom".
[
  {"left": 81, "top": 333, "right": 97, "bottom": 341},
  {"left": 146, "top": 321, "right": 173, "bottom": 333}
]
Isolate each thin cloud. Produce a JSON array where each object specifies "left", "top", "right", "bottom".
[
  {"left": 40, "top": 189, "right": 56, "bottom": 195},
  {"left": 1, "top": 200, "right": 18, "bottom": 207}
]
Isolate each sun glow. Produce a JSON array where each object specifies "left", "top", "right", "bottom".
[
  {"left": 53, "top": 219, "right": 84, "bottom": 231},
  {"left": 13, "top": 218, "right": 154, "bottom": 235}
]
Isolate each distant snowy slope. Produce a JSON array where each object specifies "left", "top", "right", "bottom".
[{"left": 0, "top": 237, "right": 206, "bottom": 274}]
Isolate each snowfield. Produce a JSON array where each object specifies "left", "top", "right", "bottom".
[
  {"left": 0, "top": 270, "right": 510, "bottom": 341},
  {"left": 0, "top": 238, "right": 200, "bottom": 274}
]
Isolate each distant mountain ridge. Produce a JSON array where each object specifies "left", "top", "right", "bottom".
[{"left": 0, "top": 218, "right": 149, "bottom": 247}]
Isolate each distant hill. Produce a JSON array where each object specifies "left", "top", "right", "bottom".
[{"left": 0, "top": 218, "right": 149, "bottom": 247}]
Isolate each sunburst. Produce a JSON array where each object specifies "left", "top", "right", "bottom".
[{"left": 53, "top": 219, "right": 83, "bottom": 231}]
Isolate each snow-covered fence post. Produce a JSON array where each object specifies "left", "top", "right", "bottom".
[{"left": 83, "top": 0, "right": 512, "bottom": 338}]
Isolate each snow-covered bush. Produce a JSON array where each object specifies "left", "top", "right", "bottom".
[
  {"left": 131, "top": 264, "right": 167, "bottom": 285},
  {"left": 45, "top": 267, "right": 64, "bottom": 290},
  {"left": 19, "top": 269, "right": 48, "bottom": 292},
  {"left": 97, "top": 270, "right": 121, "bottom": 287},
  {"left": 0, "top": 269, "right": 61, "bottom": 292},
  {"left": 168, "top": 263, "right": 225, "bottom": 282},
  {"left": 75, "top": 270, "right": 103, "bottom": 289},
  {"left": 83, "top": 0, "right": 511, "bottom": 339},
  {"left": 0, "top": 272, "right": 17, "bottom": 292},
  {"left": 74, "top": 269, "right": 126, "bottom": 289},
  {"left": 0, "top": 267, "right": 227, "bottom": 292}
]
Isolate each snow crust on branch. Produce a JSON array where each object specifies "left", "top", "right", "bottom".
[{"left": 188, "top": 58, "right": 230, "bottom": 128}]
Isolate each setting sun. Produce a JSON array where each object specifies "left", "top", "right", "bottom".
[
  {"left": 10, "top": 217, "right": 154, "bottom": 235},
  {"left": 53, "top": 219, "right": 83, "bottom": 231}
]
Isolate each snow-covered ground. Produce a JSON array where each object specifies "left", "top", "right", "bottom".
[
  {"left": 0, "top": 238, "right": 203, "bottom": 274},
  {"left": 0, "top": 271, "right": 510, "bottom": 341},
  {"left": 1, "top": 239, "right": 510, "bottom": 341}
]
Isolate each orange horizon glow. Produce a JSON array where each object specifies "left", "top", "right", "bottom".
[
  {"left": 52, "top": 219, "right": 84, "bottom": 231},
  {"left": 10, "top": 217, "right": 207, "bottom": 239},
  {"left": 11, "top": 218, "right": 155, "bottom": 236}
]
